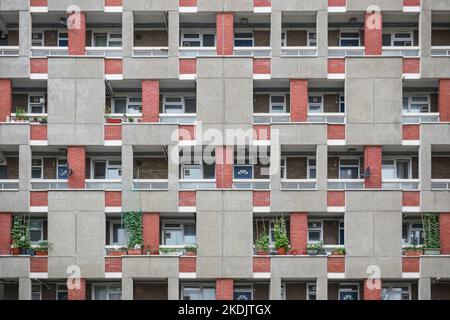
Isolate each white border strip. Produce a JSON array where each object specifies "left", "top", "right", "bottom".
[
  {"left": 253, "top": 7, "right": 271, "bottom": 14},
  {"left": 327, "top": 73, "right": 345, "bottom": 80},
  {"left": 105, "top": 207, "right": 122, "bottom": 213},
  {"left": 253, "top": 272, "right": 271, "bottom": 279},
  {"left": 253, "top": 206, "right": 270, "bottom": 213},
  {"left": 104, "top": 140, "right": 122, "bottom": 146},
  {"left": 402, "top": 272, "right": 420, "bottom": 279},
  {"left": 105, "top": 272, "right": 122, "bottom": 279},
  {"left": 30, "top": 73, "right": 48, "bottom": 80},
  {"left": 179, "top": 272, "right": 197, "bottom": 278},
  {"left": 253, "top": 74, "right": 271, "bottom": 80},
  {"left": 328, "top": 7, "right": 347, "bottom": 13},
  {"left": 105, "top": 74, "right": 123, "bottom": 81},
  {"left": 327, "top": 206, "right": 345, "bottom": 213},
  {"left": 328, "top": 139, "right": 345, "bottom": 146},
  {"left": 105, "top": 6, "right": 123, "bottom": 13},
  {"left": 179, "top": 7, "right": 198, "bottom": 13},
  {"left": 328, "top": 272, "right": 345, "bottom": 279},
  {"left": 403, "top": 7, "right": 420, "bottom": 13},
  {"left": 30, "top": 272, "right": 48, "bottom": 279},
  {"left": 402, "top": 206, "right": 420, "bottom": 213},
  {"left": 30, "top": 140, "right": 48, "bottom": 146},
  {"left": 30, "top": 7, "right": 48, "bottom": 13},
  {"left": 179, "top": 74, "right": 196, "bottom": 80},
  {"left": 30, "top": 206, "right": 48, "bottom": 213},
  {"left": 179, "top": 206, "right": 196, "bottom": 213},
  {"left": 402, "top": 140, "right": 420, "bottom": 146}
]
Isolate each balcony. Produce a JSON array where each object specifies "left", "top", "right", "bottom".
[
  {"left": 281, "top": 179, "right": 317, "bottom": 190},
  {"left": 133, "top": 12, "right": 169, "bottom": 58},
  {"left": 233, "top": 47, "right": 271, "bottom": 57},
  {"left": 328, "top": 46, "right": 365, "bottom": 57},
  {"left": 0, "top": 179, "right": 19, "bottom": 190},
  {"left": 85, "top": 179, "right": 121, "bottom": 190},
  {"left": 132, "top": 179, "right": 169, "bottom": 190},
  {"left": 178, "top": 179, "right": 216, "bottom": 190},
  {"left": 132, "top": 47, "right": 169, "bottom": 57},
  {"left": 30, "top": 179, "right": 68, "bottom": 190},
  {"left": 307, "top": 113, "right": 345, "bottom": 124},
  {"left": 253, "top": 113, "right": 290, "bottom": 124},
  {"left": 382, "top": 46, "right": 420, "bottom": 57},
  {"left": 401, "top": 113, "right": 439, "bottom": 124},
  {"left": 159, "top": 113, "right": 196, "bottom": 124},
  {"left": 86, "top": 47, "right": 122, "bottom": 58},
  {"left": 134, "top": 151, "right": 168, "bottom": 190},
  {"left": 233, "top": 179, "right": 270, "bottom": 190},
  {"left": 281, "top": 46, "right": 317, "bottom": 57},
  {"left": 327, "top": 179, "right": 364, "bottom": 190},
  {"left": 431, "top": 46, "right": 450, "bottom": 57},
  {"left": 0, "top": 46, "right": 19, "bottom": 56},
  {"left": 431, "top": 180, "right": 450, "bottom": 190},
  {"left": 179, "top": 47, "right": 216, "bottom": 57},
  {"left": 382, "top": 179, "right": 420, "bottom": 190},
  {"left": 30, "top": 46, "right": 68, "bottom": 57}
]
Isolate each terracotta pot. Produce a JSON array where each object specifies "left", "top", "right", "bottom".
[
  {"left": 11, "top": 247, "right": 21, "bottom": 255},
  {"left": 35, "top": 251, "right": 48, "bottom": 256},
  {"left": 108, "top": 251, "right": 127, "bottom": 256},
  {"left": 404, "top": 249, "right": 423, "bottom": 257},
  {"left": 276, "top": 248, "right": 286, "bottom": 255},
  {"left": 127, "top": 249, "right": 142, "bottom": 255}
]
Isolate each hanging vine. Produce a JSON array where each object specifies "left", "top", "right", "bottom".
[
  {"left": 422, "top": 213, "right": 440, "bottom": 249},
  {"left": 124, "top": 211, "right": 143, "bottom": 249}
]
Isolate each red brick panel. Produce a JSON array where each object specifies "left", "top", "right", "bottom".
[
  {"left": 30, "top": 58, "right": 48, "bottom": 74},
  {"left": 30, "top": 124, "right": 48, "bottom": 141},
  {"left": 179, "top": 257, "right": 196, "bottom": 272},
  {"left": 402, "top": 256, "right": 420, "bottom": 273},
  {"left": 216, "top": 13, "right": 234, "bottom": 56},
  {"left": 403, "top": 58, "right": 420, "bottom": 74},
  {"left": 179, "top": 125, "right": 195, "bottom": 141},
  {"left": 365, "top": 12, "right": 383, "bottom": 56},
  {"left": 327, "top": 124, "right": 345, "bottom": 140},
  {"left": 30, "top": 257, "right": 48, "bottom": 273},
  {"left": 290, "top": 79, "right": 308, "bottom": 122},
  {"left": 68, "top": 278, "right": 86, "bottom": 300},
  {"left": 0, "top": 79, "right": 12, "bottom": 122},
  {"left": 105, "top": 59, "right": 122, "bottom": 74},
  {"left": 364, "top": 146, "right": 382, "bottom": 188},
  {"left": 327, "top": 58, "right": 345, "bottom": 74},
  {"left": 253, "top": 191, "right": 270, "bottom": 207},
  {"left": 216, "top": 279, "right": 233, "bottom": 300},
  {"left": 30, "top": 191, "right": 48, "bottom": 207},
  {"left": 404, "top": 0, "right": 420, "bottom": 6},
  {"left": 327, "top": 256, "right": 345, "bottom": 273},
  {"left": 105, "top": 191, "right": 122, "bottom": 207},
  {"left": 215, "top": 146, "right": 233, "bottom": 189},
  {"left": 105, "top": 0, "right": 122, "bottom": 6},
  {"left": 290, "top": 212, "right": 307, "bottom": 255},
  {"left": 253, "top": 58, "right": 271, "bottom": 74},
  {"left": 327, "top": 191, "right": 345, "bottom": 207},
  {"left": 104, "top": 124, "right": 122, "bottom": 140},
  {"left": 402, "top": 191, "right": 420, "bottom": 207},
  {"left": 67, "top": 146, "right": 86, "bottom": 189},
  {"left": 143, "top": 213, "right": 160, "bottom": 253},
  {"left": 0, "top": 213, "right": 12, "bottom": 255},
  {"left": 68, "top": 12, "right": 86, "bottom": 56},
  {"left": 30, "top": 0, "right": 48, "bottom": 6},
  {"left": 105, "top": 257, "right": 122, "bottom": 272},
  {"left": 254, "top": 0, "right": 271, "bottom": 6},
  {"left": 253, "top": 125, "right": 271, "bottom": 140},
  {"left": 253, "top": 256, "right": 270, "bottom": 272},
  {"left": 179, "top": 58, "right": 197, "bottom": 74},
  {"left": 142, "top": 80, "right": 160, "bottom": 123},
  {"left": 439, "top": 79, "right": 450, "bottom": 122},
  {"left": 179, "top": 191, "right": 196, "bottom": 207},
  {"left": 402, "top": 124, "right": 420, "bottom": 140},
  {"left": 328, "top": 0, "right": 346, "bottom": 6},
  {"left": 440, "top": 213, "right": 450, "bottom": 254},
  {"left": 179, "top": 0, "right": 197, "bottom": 6},
  {"left": 363, "top": 279, "right": 382, "bottom": 300}
]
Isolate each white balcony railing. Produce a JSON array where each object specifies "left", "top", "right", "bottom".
[
  {"left": 233, "top": 47, "right": 271, "bottom": 57},
  {"left": 133, "top": 179, "right": 169, "bottom": 190},
  {"left": 31, "top": 179, "right": 68, "bottom": 190},
  {"left": 431, "top": 179, "right": 450, "bottom": 190},
  {"left": 232, "top": 179, "right": 271, "bottom": 190},
  {"left": 179, "top": 47, "right": 216, "bottom": 57},
  {"left": 132, "top": 47, "right": 169, "bottom": 57},
  {"left": 327, "top": 179, "right": 365, "bottom": 190},
  {"left": 382, "top": 46, "right": 420, "bottom": 57},
  {"left": 401, "top": 113, "right": 440, "bottom": 124},
  {"left": 431, "top": 46, "right": 450, "bottom": 57},
  {"left": 0, "top": 46, "right": 19, "bottom": 56},
  {"left": 281, "top": 179, "right": 317, "bottom": 190},
  {"left": 31, "top": 46, "right": 69, "bottom": 57},
  {"left": 8, "top": 113, "right": 48, "bottom": 123},
  {"left": 307, "top": 113, "right": 345, "bottom": 124},
  {"left": 281, "top": 46, "right": 318, "bottom": 57},
  {"left": 85, "top": 179, "right": 122, "bottom": 190},
  {"left": 328, "top": 46, "right": 365, "bottom": 57},
  {"left": 0, "top": 180, "right": 20, "bottom": 190},
  {"left": 86, "top": 46, "right": 122, "bottom": 57},
  {"left": 178, "top": 179, "right": 216, "bottom": 190},
  {"left": 159, "top": 113, "right": 197, "bottom": 124},
  {"left": 253, "top": 113, "right": 291, "bottom": 124},
  {"left": 382, "top": 179, "right": 420, "bottom": 190}
]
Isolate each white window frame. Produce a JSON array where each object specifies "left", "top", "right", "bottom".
[
  {"left": 112, "top": 95, "right": 142, "bottom": 115},
  {"left": 181, "top": 31, "right": 216, "bottom": 48},
  {"left": 382, "top": 158, "right": 412, "bottom": 180},
  {"left": 57, "top": 32, "right": 68, "bottom": 47},
  {"left": 56, "top": 159, "right": 68, "bottom": 180},
  {"left": 339, "top": 283, "right": 360, "bottom": 300},
  {"left": 32, "top": 284, "right": 42, "bottom": 300},
  {"left": 307, "top": 220, "right": 323, "bottom": 244},
  {"left": 402, "top": 221, "right": 424, "bottom": 245},
  {"left": 91, "top": 284, "right": 122, "bottom": 300},
  {"left": 29, "top": 219, "right": 44, "bottom": 244},
  {"left": 308, "top": 95, "right": 323, "bottom": 113},
  {"left": 308, "top": 32, "right": 317, "bottom": 47},
  {"left": 181, "top": 284, "right": 216, "bottom": 300},
  {"left": 280, "top": 156, "right": 316, "bottom": 180},
  {"left": 402, "top": 95, "right": 431, "bottom": 113},
  {"left": 90, "top": 158, "right": 122, "bottom": 180},
  {"left": 381, "top": 283, "right": 411, "bottom": 300},
  {"left": 307, "top": 283, "right": 317, "bottom": 300},
  {"left": 307, "top": 157, "right": 316, "bottom": 179},
  {"left": 233, "top": 284, "right": 253, "bottom": 300},
  {"left": 339, "top": 95, "right": 345, "bottom": 113},
  {"left": 32, "top": 158, "right": 44, "bottom": 179},
  {"left": 181, "top": 163, "right": 203, "bottom": 180},
  {"left": 281, "top": 29, "right": 317, "bottom": 47},
  {"left": 28, "top": 94, "right": 46, "bottom": 114},
  {"left": 280, "top": 158, "right": 286, "bottom": 179},
  {"left": 163, "top": 96, "right": 184, "bottom": 113},
  {"left": 339, "top": 221, "right": 345, "bottom": 245},
  {"left": 339, "top": 31, "right": 360, "bottom": 47},
  {"left": 161, "top": 220, "right": 196, "bottom": 246},
  {"left": 32, "top": 32, "right": 44, "bottom": 46},
  {"left": 109, "top": 219, "right": 128, "bottom": 246},
  {"left": 269, "top": 94, "right": 287, "bottom": 113},
  {"left": 234, "top": 32, "right": 254, "bottom": 47},
  {"left": 392, "top": 32, "right": 413, "bottom": 47},
  {"left": 91, "top": 31, "right": 122, "bottom": 47},
  {"left": 56, "top": 283, "right": 68, "bottom": 300},
  {"left": 338, "top": 158, "right": 360, "bottom": 179}
]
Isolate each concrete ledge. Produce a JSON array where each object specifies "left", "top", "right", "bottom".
[{"left": 271, "top": 256, "right": 328, "bottom": 278}]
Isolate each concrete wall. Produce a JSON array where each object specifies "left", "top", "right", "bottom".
[
  {"left": 271, "top": 256, "right": 327, "bottom": 278},
  {"left": 122, "top": 256, "right": 179, "bottom": 278},
  {"left": 420, "top": 256, "right": 450, "bottom": 278},
  {"left": 0, "top": 257, "right": 29, "bottom": 279},
  {"left": 346, "top": 0, "right": 403, "bottom": 11},
  {"left": 123, "top": 0, "right": 178, "bottom": 11},
  {"left": 0, "top": 124, "right": 29, "bottom": 146},
  {"left": 0, "top": 0, "right": 28, "bottom": 10},
  {"left": 273, "top": 124, "right": 327, "bottom": 145},
  {"left": 197, "top": 0, "right": 253, "bottom": 12},
  {"left": 47, "top": 0, "right": 104, "bottom": 11}
]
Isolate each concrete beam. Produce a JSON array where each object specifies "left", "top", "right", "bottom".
[{"left": 269, "top": 277, "right": 282, "bottom": 300}]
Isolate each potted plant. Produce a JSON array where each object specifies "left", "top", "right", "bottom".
[
  {"left": 332, "top": 247, "right": 346, "bottom": 256},
  {"left": 159, "top": 247, "right": 182, "bottom": 256},
  {"left": 124, "top": 211, "right": 143, "bottom": 255},
  {"left": 15, "top": 107, "right": 28, "bottom": 122},
  {"left": 254, "top": 232, "right": 270, "bottom": 255},
  {"left": 35, "top": 240, "right": 48, "bottom": 256},
  {"left": 403, "top": 233, "right": 423, "bottom": 256},
  {"left": 11, "top": 216, "right": 30, "bottom": 255},
  {"left": 11, "top": 242, "right": 21, "bottom": 255},
  {"left": 108, "top": 246, "right": 127, "bottom": 256},
  {"left": 422, "top": 213, "right": 441, "bottom": 255},
  {"left": 185, "top": 244, "right": 197, "bottom": 256},
  {"left": 307, "top": 243, "right": 319, "bottom": 255},
  {"left": 273, "top": 217, "right": 289, "bottom": 255}
]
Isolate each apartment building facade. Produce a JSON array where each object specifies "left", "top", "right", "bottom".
[{"left": 0, "top": 0, "right": 450, "bottom": 301}]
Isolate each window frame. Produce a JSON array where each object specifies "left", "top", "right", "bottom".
[
  {"left": 27, "top": 94, "right": 46, "bottom": 115},
  {"left": 338, "top": 158, "right": 360, "bottom": 180},
  {"left": 91, "top": 32, "right": 123, "bottom": 47},
  {"left": 161, "top": 220, "right": 197, "bottom": 246},
  {"left": 234, "top": 32, "right": 254, "bottom": 47},
  {"left": 233, "top": 284, "right": 253, "bottom": 301},
  {"left": 307, "top": 220, "right": 323, "bottom": 244},
  {"left": 109, "top": 219, "right": 129, "bottom": 246},
  {"left": 29, "top": 218, "right": 44, "bottom": 244},
  {"left": 391, "top": 32, "right": 414, "bottom": 47},
  {"left": 381, "top": 158, "right": 412, "bottom": 180},
  {"left": 402, "top": 95, "right": 431, "bottom": 113},
  {"left": 57, "top": 32, "right": 68, "bottom": 47},
  {"left": 181, "top": 31, "right": 216, "bottom": 48},
  {"left": 308, "top": 95, "right": 324, "bottom": 113},
  {"left": 381, "top": 283, "right": 411, "bottom": 300},
  {"left": 181, "top": 284, "right": 216, "bottom": 300},
  {"left": 307, "top": 283, "right": 317, "bottom": 300},
  {"left": 90, "top": 158, "right": 122, "bottom": 180},
  {"left": 339, "top": 95, "right": 345, "bottom": 113},
  {"left": 308, "top": 32, "right": 317, "bottom": 47},
  {"left": 31, "top": 157, "right": 44, "bottom": 179},
  {"left": 31, "top": 32, "right": 44, "bottom": 46},
  {"left": 307, "top": 157, "right": 317, "bottom": 179},
  {"left": 91, "top": 284, "right": 122, "bottom": 301},
  {"left": 281, "top": 29, "right": 318, "bottom": 47},
  {"left": 402, "top": 221, "right": 424, "bottom": 245},
  {"left": 339, "top": 31, "right": 361, "bottom": 47},
  {"left": 32, "top": 284, "right": 42, "bottom": 300},
  {"left": 338, "top": 283, "right": 360, "bottom": 300},
  {"left": 56, "top": 283, "right": 68, "bottom": 300}
]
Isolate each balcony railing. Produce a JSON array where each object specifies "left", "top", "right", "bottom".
[
  {"left": 178, "top": 179, "right": 216, "bottom": 190},
  {"left": 0, "top": 180, "right": 20, "bottom": 190},
  {"left": 0, "top": 46, "right": 19, "bottom": 56},
  {"left": 431, "top": 179, "right": 450, "bottom": 190},
  {"left": 327, "top": 179, "right": 365, "bottom": 190},
  {"left": 281, "top": 46, "right": 318, "bottom": 57},
  {"left": 382, "top": 46, "right": 420, "bottom": 57},
  {"left": 233, "top": 47, "right": 271, "bottom": 57},
  {"left": 232, "top": 179, "right": 270, "bottom": 190},
  {"left": 281, "top": 179, "right": 317, "bottom": 190},
  {"left": 179, "top": 47, "right": 216, "bottom": 57},
  {"left": 328, "top": 46, "right": 365, "bottom": 57},
  {"left": 159, "top": 113, "right": 197, "bottom": 124},
  {"left": 85, "top": 179, "right": 122, "bottom": 190},
  {"left": 8, "top": 113, "right": 48, "bottom": 123},
  {"left": 31, "top": 179, "right": 68, "bottom": 190},
  {"left": 132, "top": 47, "right": 169, "bottom": 57},
  {"left": 401, "top": 113, "right": 439, "bottom": 124},
  {"left": 382, "top": 179, "right": 420, "bottom": 190},
  {"left": 253, "top": 113, "right": 291, "bottom": 124},
  {"left": 307, "top": 113, "right": 345, "bottom": 124},
  {"left": 133, "top": 179, "right": 169, "bottom": 190},
  {"left": 431, "top": 46, "right": 450, "bottom": 57},
  {"left": 86, "top": 47, "right": 122, "bottom": 57},
  {"left": 31, "top": 46, "right": 69, "bottom": 57}
]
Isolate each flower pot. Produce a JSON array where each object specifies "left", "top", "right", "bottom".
[
  {"left": 424, "top": 248, "right": 441, "bottom": 255},
  {"left": 307, "top": 249, "right": 318, "bottom": 256},
  {"left": 276, "top": 248, "right": 286, "bottom": 255},
  {"left": 106, "top": 118, "right": 122, "bottom": 124},
  {"left": 11, "top": 247, "right": 21, "bottom": 255},
  {"left": 127, "top": 249, "right": 142, "bottom": 255},
  {"left": 404, "top": 249, "right": 423, "bottom": 257},
  {"left": 35, "top": 250, "right": 48, "bottom": 256}
]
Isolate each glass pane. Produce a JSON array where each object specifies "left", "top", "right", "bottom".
[
  {"left": 107, "top": 168, "right": 121, "bottom": 179},
  {"left": 184, "top": 224, "right": 196, "bottom": 244},
  {"left": 183, "top": 287, "right": 201, "bottom": 300},
  {"left": 58, "top": 165, "right": 68, "bottom": 179},
  {"left": 340, "top": 167, "right": 358, "bottom": 179},
  {"left": 396, "top": 161, "right": 409, "bottom": 179},
  {"left": 340, "top": 39, "right": 359, "bottom": 47},
  {"left": 114, "top": 99, "right": 126, "bottom": 113},
  {"left": 165, "top": 105, "right": 183, "bottom": 113},
  {"left": 32, "top": 168, "right": 42, "bottom": 179},
  {"left": 203, "top": 34, "right": 215, "bottom": 47},
  {"left": 234, "top": 39, "right": 253, "bottom": 47},
  {"left": 382, "top": 166, "right": 396, "bottom": 179},
  {"left": 183, "top": 167, "right": 202, "bottom": 179},
  {"left": 0, "top": 166, "right": 6, "bottom": 179},
  {"left": 203, "top": 164, "right": 215, "bottom": 179},
  {"left": 382, "top": 34, "right": 391, "bottom": 46},
  {"left": 402, "top": 97, "right": 409, "bottom": 111},
  {"left": 309, "top": 168, "right": 316, "bottom": 179},
  {"left": 203, "top": 288, "right": 216, "bottom": 300},
  {"left": 94, "top": 34, "right": 107, "bottom": 47},
  {"left": 185, "top": 98, "right": 196, "bottom": 113},
  {"left": 308, "top": 230, "right": 321, "bottom": 242},
  {"left": 94, "top": 162, "right": 106, "bottom": 179},
  {"left": 164, "top": 230, "right": 183, "bottom": 245},
  {"left": 30, "top": 230, "right": 42, "bottom": 242},
  {"left": 94, "top": 286, "right": 107, "bottom": 300},
  {"left": 271, "top": 96, "right": 284, "bottom": 103},
  {"left": 30, "top": 105, "right": 44, "bottom": 114}
]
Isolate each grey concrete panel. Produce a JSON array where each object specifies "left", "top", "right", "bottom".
[
  {"left": 122, "top": 124, "right": 178, "bottom": 146},
  {"left": 0, "top": 191, "right": 28, "bottom": 212},
  {"left": 0, "top": 257, "right": 30, "bottom": 278},
  {"left": 223, "top": 211, "right": 253, "bottom": 257},
  {"left": 0, "top": 0, "right": 28, "bottom": 10},
  {"left": 317, "top": 11, "right": 328, "bottom": 57},
  {"left": 122, "top": 57, "right": 178, "bottom": 79},
  {"left": 345, "top": 124, "right": 402, "bottom": 145},
  {"left": 168, "top": 277, "right": 179, "bottom": 300},
  {"left": 269, "top": 277, "right": 281, "bottom": 300},
  {"left": 122, "top": 277, "right": 133, "bottom": 300},
  {"left": 270, "top": 190, "right": 327, "bottom": 212},
  {"left": 0, "top": 57, "right": 29, "bottom": 78},
  {"left": 0, "top": 124, "right": 29, "bottom": 145},
  {"left": 346, "top": 58, "right": 403, "bottom": 79},
  {"left": 123, "top": 0, "right": 178, "bottom": 11},
  {"left": 19, "top": 278, "right": 31, "bottom": 300},
  {"left": 273, "top": 0, "right": 327, "bottom": 11},
  {"left": 48, "top": 58, "right": 104, "bottom": 79},
  {"left": 271, "top": 57, "right": 327, "bottom": 79},
  {"left": 420, "top": 256, "right": 450, "bottom": 278},
  {"left": 421, "top": 58, "right": 450, "bottom": 79},
  {"left": 48, "top": 212, "right": 76, "bottom": 257},
  {"left": 271, "top": 256, "right": 328, "bottom": 278},
  {"left": 271, "top": 11, "right": 282, "bottom": 57},
  {"left": 224, "top": 79, "right": 253, "bottom": 125},
  {"left": 47, "top": 124, "right": 104, "bottom": 145},
  {"left": 420, "top": 10, "right": 431, "bottom": 58},
  {"left": 196, "top": 191, "right": 224, "bottom": 211},
  {"left": 168, "top": 11, "right": 179, "bottom": 58},
  {"left": 273, "top": 124, "right": 327, "bottom": 145},
  {"left": 48, "top": 191, "right": 105, "bottom": 212},
  {"left": 418, "top": 277, "right": 431, "bottom": 300},
  {"left": 197, "top": 79, "right": 225, "bottom": 125},
  {"left": 423, "top": 0, "right": 450, "bottom": 11},
  {"left": 197, "top": 210, "right": 223, "bottom": 257},
  {"left": 421, "top": 124, "right": 450, "bottom": 145},
  {"left": 316, "top": 277, "right": 328, "bottom": 300},
  {"left": 122, "top": 10, "right": 133, "bottom": 58},
  {"left": 197, "top": 0, "right": 253, "bottom": 12},
  {"left": 197, "top": 58, "right": 253, "bottom": 79},
  {"left": 421, "top": 191, "right": 450, "bottom": 212},
  {"left": 222, "top": 192, "right": 253, "bottom": 211},
  {"left": 122, "top": 256, "right": 179, "bottom": 278},
  {"left": 74, "top": 79, "right": 105, "bottom": 124},
  {"left": 19, "top": 144, "right": 31, "bottom": 191},
  {"left": 47, "top": 0, "right": 104, "bottom": 11},
  {"left": 346, "top": 0, "right": 403, "bottom": 11},
  {"left": 222, "top": 257, "right": 252, "bottom": 278},
  {"left": 344, "top": 257, "right": 402, "bottom": 279},
  {"left": 122, "top": 191, "right": 178, "bottom": 212},
  {"left": 196, "top": 257, "right": 222, "bottom": 278},
  {"left": 346, "top": 191, "right": 402, "bottom": 212},
  {"left": 48, "top": 79, "right": 76, "bottom": 123},
  {"left": 19, "top": 11, "right": 31, "bottom": 56}
]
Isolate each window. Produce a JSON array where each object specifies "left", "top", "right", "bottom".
[
  {"left": 392, "top": 33, "right": 413, "bottom": 47},
  {"left": 339, "top": 284, "right": 359, "bottom": 300},
  {"left": 32, "top": 159, "right": 43, "bottom": 179},
  {"left": 113, "top": 98, "right": 127, "bottom": 114},
  {"left": 32, "top": 32, "right": 44, "bottom": 46},
  {"left": 182, "top": 163, "right": 215, "bottom": 179},
  {"left": 382, "top": 285, "right": 410, "bottom": 300},
  {"left": 308, "top": 96, "right": 323, "bottom": 113},
  {"left": 308, "top": 159, "right": 316, "bottom": 179},
  {"left": 182, "top": 285, "right": 215, "bottom": 300},
  {"left": 162, "top": 221, "right": 196, "bottom": 246},
  {"left": 32, "top": 285, "right": 42, "bottom": 300},
  {"left": 128, "top": 98, "right": 142, "bottom": 114},
  {"left": 270, "top": 95, "right": 286, "bottom": 113},
  {"left": 403, "top": 96, "right": 430, "bottom": 113},
  {"left": 113, "top": 97, "right": 142, "bottom": 114},
  {"left": 308, "top": 221, "right": 322, "bottom": 243},
  {"left": 92, "top": 33, "right": 122, "bottom": 47},
  {"left": 56, "top": 284, "right": 68, "bottom": 300},
  {"left": 339, "top": 95, "right": 345, "bottom": 113},
  {"left": 281, "top": 32, "right": 286, "bottom": 47},
  {"left": 340, "top": 32, "right": 360, "bottom": 47},
  {"left": 339, "top": 221, "right": 345, "bottom": 245},
  {"left": 108, "top": 34, "right": 122, "bottom": 47},
  {"left": 402, "top": 223, "right": 424, "bottom": 245},
  {"left": 28, "top": 96, "right": 45, "bottom": 114},
  {"left": 58, "top": 32, "right": 68, "bottom": 47},
  {"left": 308, "top": 32, "right": 317, "bottom": 47},
  {"left": 234, "top": 33, "right": 254, "bottom": 47},
  {"left": 339, "top": 159, "right": 360, "bottom": 179},
  {"left": 57, "top": 159, "right": 68, "bottom": 180},
  {"left": 181, "top": 33, "right": 215, "bottom": 47},
  {"left": 233, "top": 285, "right": 253, "bottom": 300},
  {"left": 94, "top": 33, "right": 108, "bottom": 47},
  {"left": 0, "top": 166, "right": 6, "bottom": 179},
  {"left": 92, "top": 160, "right": 122, "bottom": 179},
  {"left": 234, "top": 164, "right": 253, "bottom": 180},
  {"left": 280, "top": 158, "right": 286, "bottom": 179},
  {"left": 307, "top": 284, "right": 317, "bottom": 300},
  {"left": 382, "top": 159, "right": 411, "bottom": 180},
  {"left": 164, "top": 97, "right": 183, "bottom": 113},
  {"left": 93, "top": 285, "right": 122, "bottom": 300},
  {"left": 29, "top": 219, "right": 44, "bottom": 244},
  {"left": 109, "top": 220, "right": 128, "bottom": 246},
  {"left": 185, "top": 98, "right": 197, "bottom": 114}
]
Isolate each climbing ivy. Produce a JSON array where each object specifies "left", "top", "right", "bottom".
[
  {"left": 422, "top": 213, "right": 440, "bottom": 249},
  {"left": 124, "top": 211, "right": 143, "bottom": 249},
  {"left": 11, "top": 216, "right": 30, "bottom": 248}
]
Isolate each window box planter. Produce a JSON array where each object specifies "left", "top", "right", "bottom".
[
  {"left": 404, "top": 248, "right": 423, "bottom": 256},
  {"left": 185, "top": 251, "right": 196, "bottom": 256},
  {"left": 11, "top": 247, "right": 21, "bottom": 255},
  {"left": 106, "top": 118, "right": 122, "bottom": 124},
  {"left": 159, "top": 251, "right": 182, "bottom": 256},
  {"left": 423, "top": 248, "right": 440, "bottom": 255},
  {"left": 35, "top": 250, "right": 48, "bottom": 256},
  {"left": 307, "top": 249, "right": 318, "bottom": 255},
  {"left": 256, "top": 251, "right": 269, "bottom": 256},
  {"left": 127, "top": 249, "right": 142, "bottom": 255},
  {"left": 108, "top": 250, "right": 127, "bottom": 256},
  {"left": 331, "top": 248, "right": 346, "bottom": 256}
]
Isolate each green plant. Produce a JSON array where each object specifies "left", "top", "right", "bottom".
[
  {"left": 128, "top": 117, "right": 134, "bottom": 123},
  {"left": 105, "top": 106, "right": 112, "bottom": 115},
  {"left": 35, "top": 240, "right": 48, "bottom": 252},
  {"left": 11, "top": 216, "right": 30, "bottom": 249},
  {"left": 185, "top": 244, "right": 198, "bottom": 253},
  {"left": 307, "top": 243, "right": 320, "bottom": 251},
  {"left": 123, "top": 211, "right": 143, "bottom": 249},
  {"left": 255, "top": 232, "right": 270, "bottom": 252},
  {"left": 273, "top": 217, "right": 289, "bottom": 250},
  {"left": 422, "top": 213, "right": 440, "bottom": 249},
  {"left": 15, "top": 107, "right": 28, "bottom": 121},
  {"left": 159, "top": 247, "right": 180, "bottom": 254},
  {"left": 333, "top": 247, "right": 346, "bottom": 255}
]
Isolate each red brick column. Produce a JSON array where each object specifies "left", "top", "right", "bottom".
[
  {"left": 215, "top": 146, "right": 233, "bottom": 189},
  {"left": 67, "top": 146, "right": 86, "bottom": 189},
  {"left": 439, "top": 79, "right": 450, "bottom": 122},
  {"left": 216, "top": 279, "right": 233, "bottom": 300},
  {"left": 363, "top": 278, "right": 382, "bottom": 300},
  {"left": 364, "top": 12, "right": 382, "bottom": 56},
  {"left": 364, "top": 146, "right": 382, "bottom": 188},
  {"left": 216, "top": 13, "right": 234, "bottom": 55},
  {"left": 0, "top": 213, "right": 12, "bottom": 255},
  {"left": 143, "top": 213, "right": 160, "bottom": 253},
  {"left": 290, "top": 212, "right": 307, "bottom": 255},
  {"left": 290, "top": 79, "right": 308, "bottom": 122},
  {"left": 440, "top": 213, "right": 450, "bottom": 254},
  {"left": 68, "top": 11, "right": 86, "bottom": 55},
  {"left": 142, "top": 80, "right": 160, "bottom": 123},
  {"left": 0, "top": 79, "right": 12, "bottom": 122},
  {"left": 68, "top": 278, "right": 86, "bottom": 300}
]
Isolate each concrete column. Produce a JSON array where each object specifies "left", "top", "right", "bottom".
[
  {"left": 419, "top": 9, "right": 431, "bottom": 58},
  {"left": 316, "top": 11, "right": 328, "bottom": 57},
  {"left": 418, "top": 277, "right": 431, "bottom": 300},
  {"left": 142, "top": 80, "right": 160, "bottom": 123},
  {"left": 168, "top": 277, "right": 179, "bottom": 300},
  {"left": 0, "top": 213, "right": 12, "bottom": 255},
  {"left": 316, "top": 144, "right": 328, "bottom": 190},
  {"left": 216, "top": 13, "right": 234, "bottom": 55},
  {"left": 168, "top": 11, "right": 180, "bottom": 57},
  {"left": 168, "top": 144, "right": 179, "bottom": 190},
  {"left": 440, "top": 213, "right": 450, "bottom": 254},
  {"left": 68, "top": 12, "right": 86, "bottom": 55},
  {"left": 290, "top": 213, "right": 307, "bottom": 255},
  {"left": 18, "top": 278, "right": 31, "bottom": 300},
  {"left": 364, "top": 146, "right": 382, "bottom": 188},
  {"left": 0, "top": 79, "right": 12, "bottom": 122},
  {"left": 142, "top": 213, "right": 160, "bottom": 254},
  {"left": 121, "top": 144, "right": 133, "bottom": 191},
  {"left": 419, "top": 143, "right": 431, "bottom": 191},
  {"left": 19, "top": 144, "right": 31, "bottom": 191},
  {"left": 316, "top": 277, "right": 328, "bottom": 300},
  {"left": 122, "top": 277, "right": 133, "bottom": 300},
  {"left": 0, "top": 283, "right": 4, "bottom": 300},
  {"left": 270, "top": 10, "right": 282, "bottom": 57},
  {"left": 438, "top": 79, "right": 450, "bottom": 122},
  {"left": 215, "top": 146, "right": 233, "bottom": 189},
  {"left": 269, "top": 277, "right": 281, "bottom": 300},
  {"left": 216, "top": 279, "right": 233, "bottom": 300},
  {"left": 290, "top": 80, "right": 308, "bottom": 122},
  {"left": 364, "top": 12, "right": 382, "bottom": 56},
  {"left": 19, "top": 11, "right": 31, "bottom": 56},
  {"left": 269, "top": 128, "right": 281, "bottom": 191},
  {"left": 122, "top": 10, "right": 134, "bottom": 58},
  {"left": 67, "top": 146, "right": 86, "bottom": 189}
]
